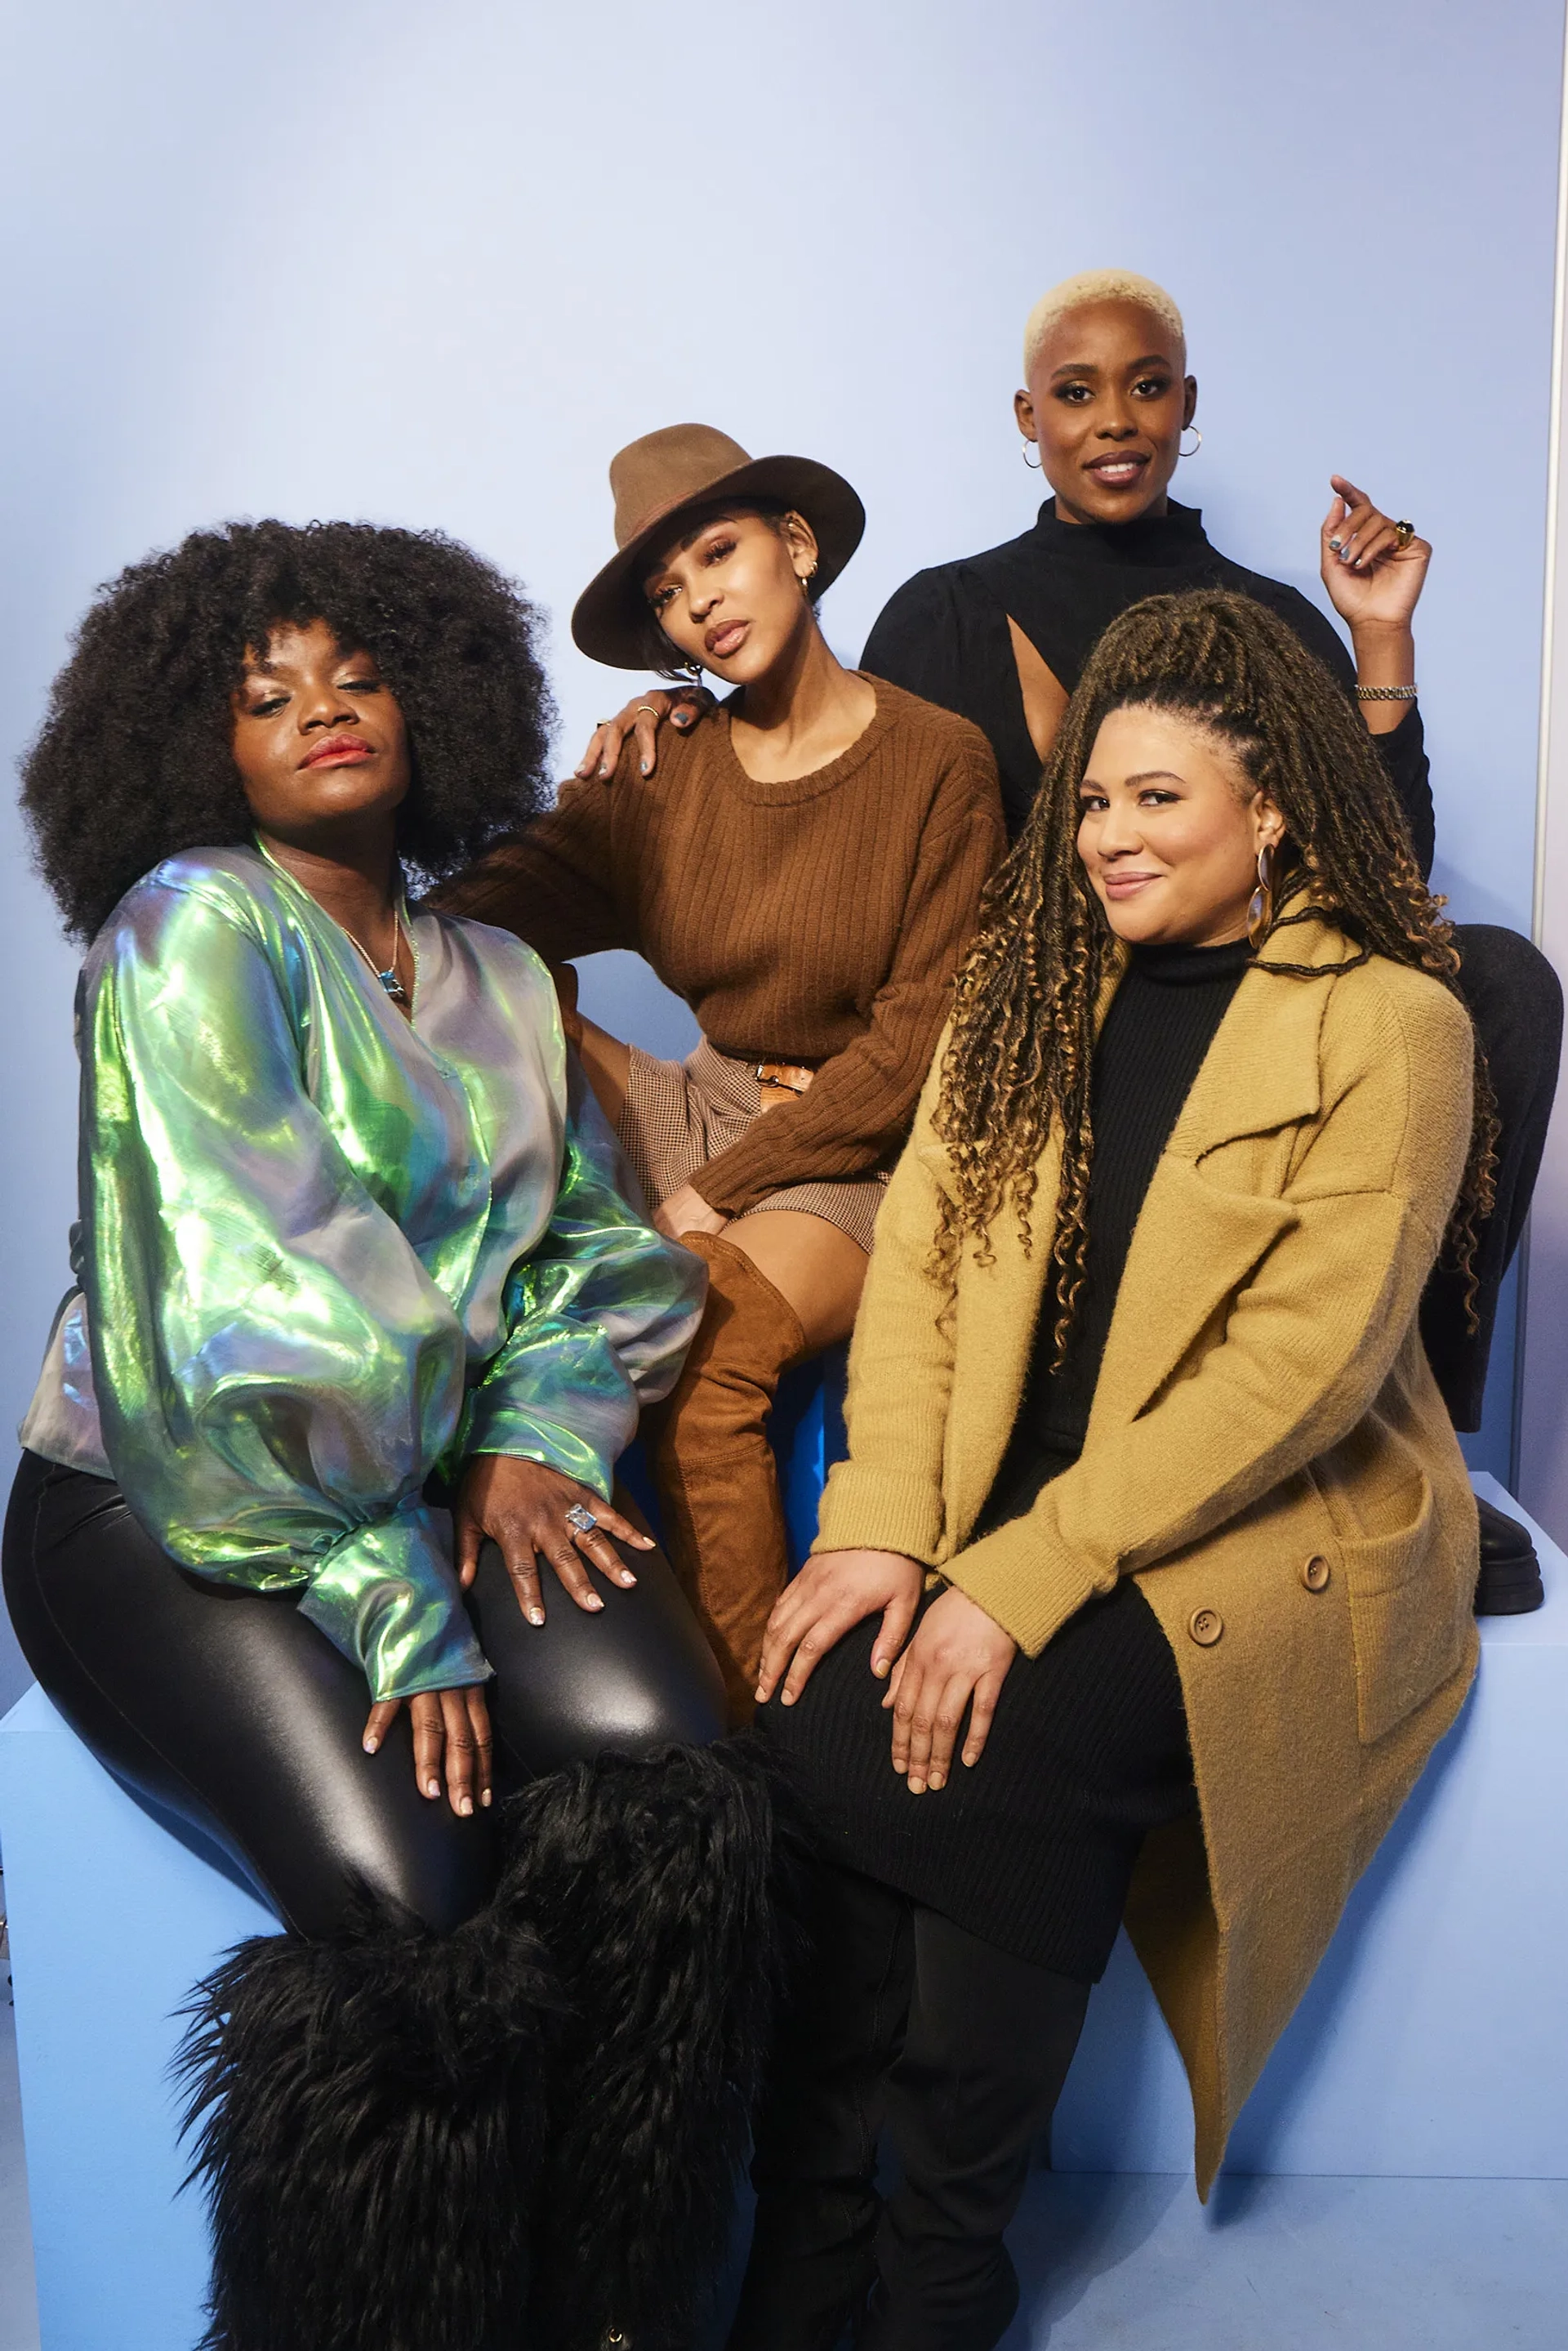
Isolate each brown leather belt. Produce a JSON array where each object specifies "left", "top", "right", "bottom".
[{"left": 755, "top": 1059, "right": 816, "bottom": 1103}]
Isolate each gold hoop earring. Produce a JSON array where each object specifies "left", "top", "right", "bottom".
[
  {"left": 1022, "top": 441, "right": 1042, "bottom": 469},
  {"left": 1179, "top": 426, "right": 1203, "bottom": 459},
  {"left": 797, "top": 562, "right": 818, "bottom": 595},
  {"left": 1247, "top": 842, "right": 1276, "bottom": 948}
]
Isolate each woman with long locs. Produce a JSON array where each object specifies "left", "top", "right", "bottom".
[
  {"left": 7, "top": 520, "right": 787, "bottom": 2351},
  {"left": 437, "top": 426, "right": 1004, "bottom": 1720},
  {"left": 732, "top": 592, "right": 1492, "bottom": 2350}
]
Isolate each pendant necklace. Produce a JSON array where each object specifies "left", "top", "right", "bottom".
[{"left": 343, "top": 907, "right": 412, "bottom": 1005}]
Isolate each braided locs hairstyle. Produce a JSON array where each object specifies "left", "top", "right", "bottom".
[{"left": 932, "top": 589, "right": 1498, "bottom": 1363}]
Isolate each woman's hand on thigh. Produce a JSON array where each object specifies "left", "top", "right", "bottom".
[
  {"left": 362, "top": 1683, "right": 494, "bottom": 1815},
  {"left": 757, "top": 1547, "right": 924, "bottom": 1708},
  {"left": 653, "top": 1181, "right": 729, "bottom": 1241},
  {"left": 884, "top": 1586, "right": 1017, "bottom": 1795},
  {"left": 455, "top": 1454, "right": 653, "bottom": 1623}
]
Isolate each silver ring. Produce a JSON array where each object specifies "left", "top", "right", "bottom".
[{"left": 564, "top": 1502, "right": 599, "bottom": 1536}]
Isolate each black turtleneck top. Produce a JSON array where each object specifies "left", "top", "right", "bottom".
[
  {"left": 977, "top": 934, "right": 1254, "bottom": 1536},
  {"left": 860, "top": 497, "right": 1433, "bottom": 873}
]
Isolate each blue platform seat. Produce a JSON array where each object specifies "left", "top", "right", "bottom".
[{"left": 2, "top": 1375, "right": 1564, "bottom": 2350}]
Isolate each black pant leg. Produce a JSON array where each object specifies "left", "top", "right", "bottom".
[
  {"left": 2, "top": 1452, "right": 496, "bottom": 1938},
  {"left": 727, "top": 1864, "right": 915, "bottom": 2351},
  {"left": 1423, "top": 923, "right": 1564, "bottom": 1428},
  {"left": 466, "top": 1515, "right": 727, "bottom": 1773},
  {"left": 863, "top": 1907, "right": 1090, "bottom": 2351}
]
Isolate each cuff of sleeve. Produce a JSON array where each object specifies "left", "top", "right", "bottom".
[
  {"left": 939, "top": 1510, "right": 1109, "bottom": 1658},
  {"left": 812, "top": 1461, "right": 947, "bottom": 1566},
  {"left": 300, "top": 1502, "right": 491, "bottom": 1703},
  {"left": 459, "top": 1399, "right": 616, "bottom": 1502}
]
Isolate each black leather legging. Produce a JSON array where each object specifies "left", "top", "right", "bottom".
[{"left": 2, "top": 1450, "right": 727, "bottom": 1938}]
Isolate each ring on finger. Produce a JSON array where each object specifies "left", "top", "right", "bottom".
[
  {"left": 564, "top": 1501, "right": 599, "bottom": 1535},
  {"left": 1393, "top": 519, "right": 1414, "bottom": 549},
  {"left": 635, "top": 704, "right": 659, "bottom": 719}
]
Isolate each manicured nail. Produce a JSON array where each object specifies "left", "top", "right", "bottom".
[
  {"left": 1328, "top": 536, "right": 1341, "bottom": 550},
  {"left": 908, "top": 1778, "right": 925, "bottom": 1796},
  {"left": 782, "top": 1689, "right": 795, "bottom": 1706},
  {"left": 459, "top": 1796, "right": 474, "bottom": 1817},
  {"left": 674, "top": 711, "right": 691, "bottom": 727},
  {"left": 618, "top": 1570, "right": 638, "bottom": 1586},
  {"left": 755, "top": 1684, "right": 768, "bottom": 1703},
  {"left": 481, "top": 1788, "right": 492, "bottom": 1808},
  {"left": 363, "top": 1735, "right": 378, "bottom": 1755},
  {"left": 426, "top": 1777, "right": 440, "bottom": 1797},
  {"left": 633, "top": 1533, "right": 655, "bottom": 1548},
  {"left": 598, "top": 761, "right": 610, "bottom": 777},
  {"left": 641, "top": 759, "right": 652, "bottom": 775},
  {"left": 586, "top": 1594, "right": 604, "bottom": 1611},
  {"left": 871, "top": 1657, "right": 887, "bottom": 1676},
  {"left": 528, "top": 1607, "right": 545, "bottom": 1626},
  {"left": 928, "top": 1773, "right": 945, "bottom": 1791}
]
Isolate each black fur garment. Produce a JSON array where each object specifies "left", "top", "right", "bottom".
[
  {"left": 504, "top": 1738, "right": 788, "bottom": 2351},
  {"left": 177, "top": 1738, "right": 790, "bottom": 2351}
]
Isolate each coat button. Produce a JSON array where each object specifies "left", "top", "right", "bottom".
[
  {"left": 1301, "top": 1554, "right": 1331, "bottom": 1592},
  {"left": 1187, "top": 1607, "right": 1223, "bottom": 1647}
]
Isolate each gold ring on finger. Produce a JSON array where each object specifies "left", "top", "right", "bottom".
[
  {"left": 1393, "top": 519, "right": 1414, "bottom": 549},
  {"left": 635, "top": 705, "right": 659, "bottom": 719}
]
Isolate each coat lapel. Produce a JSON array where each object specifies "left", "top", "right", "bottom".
[{"left": 1089, "top": 917, "right": 1350, "bottom": 1429}]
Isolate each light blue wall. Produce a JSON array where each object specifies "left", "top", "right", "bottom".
[{"left": 1, "top": 0, "right": 1561, "bottom": 1708}]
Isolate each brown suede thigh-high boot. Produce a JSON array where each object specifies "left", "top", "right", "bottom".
[{"left": 644, "top": 1229, "right": 808, "bottom": 1722}]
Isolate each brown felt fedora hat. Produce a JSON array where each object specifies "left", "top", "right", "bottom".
[{"left": 571, "top": 422, "right": 866, "bottom": 669}]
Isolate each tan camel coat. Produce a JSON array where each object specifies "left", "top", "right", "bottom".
[{"left": 815, "top": 915, "right": 1481, "bottom": 2193}]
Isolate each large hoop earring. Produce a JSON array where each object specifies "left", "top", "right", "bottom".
[
  {"left": 1179, "top": 426, "right": 1203, "bottom": 460},
  {"left": 1247, "top": 843, "right": 1276, "bottom": 948},
  {"left": 1022, "top": 441, "right": 1042, "bottom": 469}
]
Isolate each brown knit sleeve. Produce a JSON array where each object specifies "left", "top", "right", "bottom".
[
  {"left": 693, "top": 730, "right": 1004, "bottom": 1216},
  {"left": 427, "top": 774, "right": 632, "bottom": 961}
]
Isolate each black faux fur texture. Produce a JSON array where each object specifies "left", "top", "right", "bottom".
[
  {"left": 499, "top": 1737, "right": 791, "bottom": 2351},
  {"left": 177, "top": 1896, "right": 559, "bottom": 2351}
]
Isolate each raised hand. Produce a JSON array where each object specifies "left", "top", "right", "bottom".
[
  {"left": 573, "top": 685, "right": 715, "bottom": 782},
  {"left": 1320, "top": 475, "right": 1431, "bottom": 634}
]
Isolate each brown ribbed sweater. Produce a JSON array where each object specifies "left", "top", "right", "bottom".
[{"left": 435, "top": 677, "right": 1004, "bottom": 1217}]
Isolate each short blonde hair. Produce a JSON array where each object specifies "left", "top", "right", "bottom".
[{"left": 1022, "top": 270, "right": 1185, "bottom": 378}]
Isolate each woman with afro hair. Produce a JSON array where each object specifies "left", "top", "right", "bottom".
[{"left": 7, "top": 518, "right": 786, "bottom": 2351}]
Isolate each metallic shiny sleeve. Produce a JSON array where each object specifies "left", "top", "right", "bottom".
[
  {"left": 79, "top": 877, "right": 488, "bottom": 1701},
  {"left": 461, "top": 1055, "right": 707, "bottom": 1493}
]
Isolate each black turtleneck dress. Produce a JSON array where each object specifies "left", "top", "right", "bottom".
[
  {"left": 862, "top": 497, "right": 1433, "bottom": 861},
  {"left": 764, "top": 939, "right": 1251, "bottom": 1981},
  {"left": 860, "top": 497, "right": 1561, "bottom": 1430}
]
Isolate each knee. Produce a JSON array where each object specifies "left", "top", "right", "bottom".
[
  {"left": 278, "top": 1803, "right": 498, "bottom": 1941},
  {"left": 1456, "top": 924, "right": 1565, "bottom": 1037}
]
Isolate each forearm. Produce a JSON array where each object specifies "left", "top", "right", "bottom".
[{"left": 1350, "top": 620, "right": 1417, "bottom": 737}]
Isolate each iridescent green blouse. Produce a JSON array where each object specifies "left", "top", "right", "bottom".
[{"left": 21, "top": 845, "right": 706, "bottom": 1702}]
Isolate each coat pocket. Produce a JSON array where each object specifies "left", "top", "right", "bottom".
[{"left": 1338, "top": 1480, "right": 1468, "bottom": 1745}]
